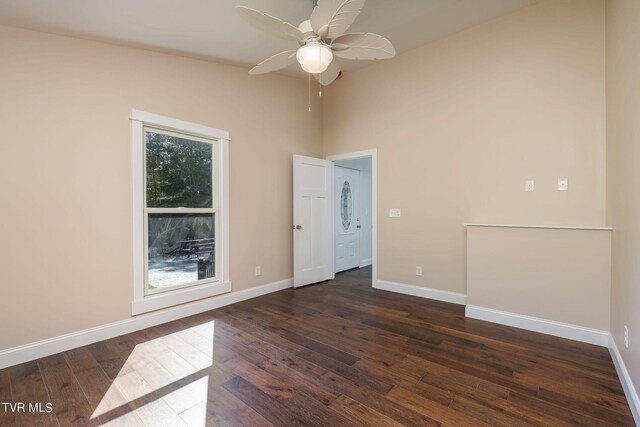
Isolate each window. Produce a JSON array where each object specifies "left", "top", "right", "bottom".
[{"left": 131, "top": 110, "right": 230, "bottom": 315}]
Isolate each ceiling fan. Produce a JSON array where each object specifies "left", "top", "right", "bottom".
[{"left": 236, "top": 0, "right": 396, "bottom": 86}]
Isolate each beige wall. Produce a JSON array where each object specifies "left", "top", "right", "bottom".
[
  {"left": 467, "top": 226, "right": 611, "bottom": 330},
  {"left": 606, "top": 0, "right": 640, "bottom": 401},
  {"left": 0, "top": 25, "right": 323, "bottom": 350},
  {"left": 322, "top": 0, "right": 607, "bottom": 294},
  {"left": 0, "top": 0, "right": 615, "bottom": 357}
]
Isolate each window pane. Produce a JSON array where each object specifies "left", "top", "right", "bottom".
[
  {"left": 147, "top": 213, "right": 215, "bottom": 292},
  {"left": 146, "top": 130, "right": 213, "bottom": 208}
]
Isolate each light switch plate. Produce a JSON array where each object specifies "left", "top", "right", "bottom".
[
  {"left": 558, "top": 178, "right": 569, "bottom": 191},
  {"left": 525, "top": 180, "right": 535, "bottom": 192},
  {"left": 389, "top": 208, "right": 401, "bottom": 218}
]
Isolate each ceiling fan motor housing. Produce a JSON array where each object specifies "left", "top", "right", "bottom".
[{"left": 298, "top": 20, "right": 314, "bottom": 37}]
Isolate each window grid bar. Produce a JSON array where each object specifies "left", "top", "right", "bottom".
[{"left": 145, "top": 208, "right": 215, "bottom": 214}]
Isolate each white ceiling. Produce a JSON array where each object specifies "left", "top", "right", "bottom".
[{"left": 0, "top": 0, "right": 536, "bottom": 77}]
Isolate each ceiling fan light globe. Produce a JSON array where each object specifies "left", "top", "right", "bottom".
[{"left": 296, "top": 43, "right": 333, "bottom": 74}]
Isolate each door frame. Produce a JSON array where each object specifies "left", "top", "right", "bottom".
[{"left": 326, "top": 149, "right": 378, "bottom": 288}]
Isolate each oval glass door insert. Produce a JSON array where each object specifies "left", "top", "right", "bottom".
[{"left": 341, "top": 180, "right": 353, "bottom": 232}]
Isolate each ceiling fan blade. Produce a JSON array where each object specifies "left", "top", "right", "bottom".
[
  {"left": 236, "top": 6, "right": 304, "bottom": 42},
  {"left": 311, "top": 0, "right": 366, "bottom": 40},
  {"left": 332, "top": 33, "right": 396, "bottom": 60},
  {"left": 314, "top": 59, "right": 341, "bottom": 86},
  {"left": 249, "top": 50, "right": 298, "bottom": 75}
]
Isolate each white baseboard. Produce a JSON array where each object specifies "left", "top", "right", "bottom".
[
  {"left": 374, "top": 280, "right": 467, "bottom": 305},
  {"left": 465, "top": 305, "right": 609, "bottom": 347},
  {"left": 0, "top": 278, "right": 293, "bottom": 370},
  {"left": 360, "top": 258, "right": 373, "bottom": 268},
  {"left": 609, "top": 334, "right": 640, "bottom": 425}
]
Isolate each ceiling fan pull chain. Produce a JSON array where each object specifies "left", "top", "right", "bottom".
[
  {"left": 308, "top": 72, "right": 312, "bottom": 112},
  {"left": 319, "top": 81, "right": 322, "bottom": 97}
]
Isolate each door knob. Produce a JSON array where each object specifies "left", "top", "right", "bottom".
[{"left": 293, "top": 225, "right": 302, "bottom": 230}]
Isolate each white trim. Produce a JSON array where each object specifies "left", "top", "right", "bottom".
[
  {"left": 327, "top": 149, "right": 378, "bottom": 288},
  {"left": 465, "top": 305, "right": 609, "bottom": 347},
  {"left": 0, "top": 278, "right": 293, "bottom": 370},
  {"left": 330, "top": 162, "right": 337, "bottom": 277},
  {"left": 327, "top": 150, "right": 378, "bottom": 162},
  {"left": 360, "top": 258, "right": 373, "bottom": 268},
  {"left": 465, "top": 223, "right": 612, "bottom": 231},
  {"left": 145, "top": 208, "right": 214, "bottom": 214},
  {"left": 131, "top": 119, "right": 144, "bottom": 308},
  {"left": 374, "top": 280, "right": 467, "bottom": 305},
  {"left": 130, "top": 110, "right": 229, "bottom": 140},
  {"left": 609, "top": 334, "right": 640, "bottom": 425},
  {"left": 219, "top": 138, "right": 230, "bottom": 289},
  {"left": 132, "top": 281, "right": 231, "bottom": 315}
]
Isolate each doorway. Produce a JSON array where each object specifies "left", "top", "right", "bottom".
[
  {"left": 292, "top": 150, "right": 377, "bottom": 288},
  {"left": 333, "top": 159, "right": 372, "bottom": 273},
  {"left": 327, "top": 150, "right": 377, "bottom": 287}
]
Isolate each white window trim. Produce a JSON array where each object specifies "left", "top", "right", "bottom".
[{"left": 130, "top": 109, "right": 231, "bottom": 315}]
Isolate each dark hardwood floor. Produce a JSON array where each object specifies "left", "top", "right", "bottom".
[{"left": 0, "top": 267, "right": 635, "bottom": 426}]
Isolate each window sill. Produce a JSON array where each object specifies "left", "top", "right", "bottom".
[{"left": 131, "top": 281, "right": 231, "bottom": 315}]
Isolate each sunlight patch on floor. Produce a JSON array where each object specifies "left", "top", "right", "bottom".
[{"left": 91, "top": 321, "right": 214, "bottom": 426}]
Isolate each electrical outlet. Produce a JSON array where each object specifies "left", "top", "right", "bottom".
[
  {"left": 416, "top": 266, "right": 423, "bottom": 276},
  {"left": 558, "top": 178, "right": 569, "bottom": 191},
  {"left": 525, "top": 180, "right": 535, "bottom": 192},
  {"left": 389, "top": 208, "right": 401, "bottom": 218},
  {"left": 255, "top": 266, "right": 262, "bottom": 276},
  {"left": 624, "top": 325, "right": 629, "bottom": 348}
]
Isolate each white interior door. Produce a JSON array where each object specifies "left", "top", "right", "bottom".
[
  {"left": 293, "top": 155, "right": 333, "bottom": 288},
  {"left": 335, "top": 166, "right": 360, "bottom": 272}
]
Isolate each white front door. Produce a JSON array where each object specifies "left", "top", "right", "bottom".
[
  {"left": 334, "top": 166, "right": 360, "bottom": 273},
  {"left": 293, "top": 155, "right": 333, "bottom": 288}
]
